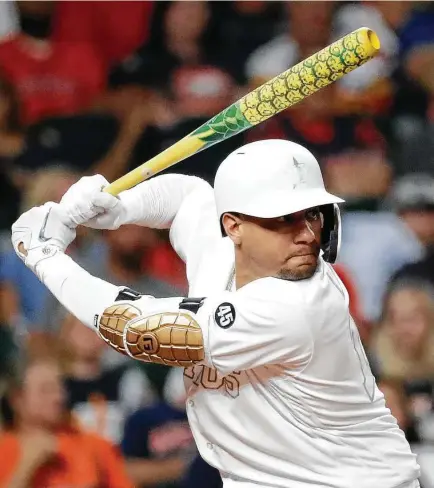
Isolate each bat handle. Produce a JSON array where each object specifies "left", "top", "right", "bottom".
[
  {"left": 104, "top": 135, "right": 205, "bottom": 195},
  {"left": 104, "top": 166, "right": 153, "bottom": 196}
]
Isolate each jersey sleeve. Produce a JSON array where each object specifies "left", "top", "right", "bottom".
[
  {"left": 196, "top": 278, "right": 313, "bottom": 375},
  {"left": 169, "top": 180, "right": 221, "bottom": 281},
  {"left": 118, "top": 174, "right": 221, "bottom": 274},
  {"left": 35, "top": 251, "right": 124, "bottom": 329}
]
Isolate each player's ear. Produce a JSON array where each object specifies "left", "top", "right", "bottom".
[{"left": 222, "top": 212, "right": 243, "bottom": 245}]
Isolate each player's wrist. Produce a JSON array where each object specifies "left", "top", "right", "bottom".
[{"left": 117, "top": 188, "right": 142, "bottom": 225}]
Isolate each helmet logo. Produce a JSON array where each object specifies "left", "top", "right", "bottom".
[{"left": 293, "top": 157, "right": 306, "bottom": 188}]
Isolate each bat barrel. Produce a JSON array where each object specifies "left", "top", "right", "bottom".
[{"left": 238, "top": 27, "right": 380, "bottom": 126}]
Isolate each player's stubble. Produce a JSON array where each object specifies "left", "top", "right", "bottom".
[{"left": 276, "top": 243, "right": 321, "bottom": 282}]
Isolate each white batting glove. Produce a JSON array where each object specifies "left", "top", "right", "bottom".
[
  {"left": 60, "top": 175, "right": 125, "bottom": 230},
  {"left": 60, "top": 174, "right": 127, "bottom": 230},
  {"left": 11, "top": 203, "right": 76, "bottom": 275}
]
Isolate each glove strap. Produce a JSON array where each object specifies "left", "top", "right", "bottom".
[{"left": 26, "top": 245, "right": 60, "bottom": 277}]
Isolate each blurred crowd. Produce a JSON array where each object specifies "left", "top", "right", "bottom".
[{"left": 1, "top": 1, "right": 434, "bottom": 487}]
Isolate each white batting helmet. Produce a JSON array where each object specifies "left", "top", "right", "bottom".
[{"left": 214, "top": 139, "right": 344, "bottom": 263}]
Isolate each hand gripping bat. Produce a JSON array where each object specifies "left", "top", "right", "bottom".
[{"left": 104, "top": 27, "right": 380, "bottom": 196}]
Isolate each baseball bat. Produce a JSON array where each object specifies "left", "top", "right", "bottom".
[{"left": 104, "top": 27, "right": 380, "bottom": 196}]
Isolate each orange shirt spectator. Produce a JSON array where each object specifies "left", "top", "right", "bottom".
[
  {"left": 0, "top": 35, "right": 105, "bottom": 125},
  {"left": 0, "top": 429, "right": 133, "bottom": 488},
  {"left": 0, "top": 358, "right": 133, "bottom": 488}
]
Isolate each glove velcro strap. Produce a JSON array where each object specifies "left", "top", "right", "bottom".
[{"left": 27, "top": 245, "right": 59, "bottom": 277}]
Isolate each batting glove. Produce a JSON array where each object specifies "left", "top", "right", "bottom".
[
  {"left": 59, "top": 174, "right": 126, "bottom": 230},
  {"left": 11, "top": 202, "right": 76, "bottom": 275}
]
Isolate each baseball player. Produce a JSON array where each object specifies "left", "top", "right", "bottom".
[{"left": 11, "top": 140, "right": 420, "bottom": 488}]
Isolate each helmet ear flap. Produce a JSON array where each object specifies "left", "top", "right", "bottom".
[{"left": 319, "top": 204, "right": 341, "bottom": 263}]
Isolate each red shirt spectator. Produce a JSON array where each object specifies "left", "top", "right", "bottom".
[
  {"left": 0, "top": 35, "right": 105, "bottom": 125},
  {"left": 143, "top": 240, "right": 188, "bottom": 292},
  {"left": 333, "top": 262, "right": 372, "bottom": 345},
  {"left": 54, "top": 1, "right": 155, "bottom": 66}
]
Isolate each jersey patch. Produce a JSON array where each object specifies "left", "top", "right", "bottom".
[
  {"left": 115, "top": 288, "right": 142, "bottom": 302},
  {"left": 214, "top": 302, "right": 236, "bottom": 329}
]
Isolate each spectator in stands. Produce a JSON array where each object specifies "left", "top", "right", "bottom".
[
  {"left": 338, "top": 2, "right": 434, "bottom": 176},
  {"left": 338, "top": 173, "right": 429, "bottom": 322},
  {"left": 106, "top": 2, "right": 246, "bottom": 183},
  {"left": 392, "top": 250, "right": 434, "bottom": 294},
  {"left": 109, "top": 1, "right": 221, "bottom": 91},
  {"left": 0, "top": 10, "right": 150, "bottom": 184},
  {"left": 211, "top": 1, "right": 283, "bottom": 84},
  {"left": 371, "top": 278, "right": 434, "bottom": 382},
  {"left": 386, "top": 173, "right": 434, "bottom": 292},
  {"left": 121, "top": 367, "right": 195, "bottom": 488},
  {"left": 54, "top": 1, "right": 155, "bottom": 68},
  {"left": 399, "top": 3, "right": 434, "bottom": 118},
  {"left": 13, "top": 95, "right": 152, "bottom": 182},
  {"left": 245, "top": 2, "right": 335, "bottom": 87},
  {"left": 385, "top": 174, "right": 434, "bottom": 251},
  {"left": 0, "top": 1, "right": 106, "bottom": 126},
  {"left": 132, "top": 65, "right": 243, "bottom": 183},
  {"left": 333, "top": 1, "right": 414, "bottom": 115},
  {"left": 0, "top": 356, "right": 133, "bottom": 487},
  {"left": 335, "top": 2, "right": 434, "bottom": 176},
  {"left": 59, "top": 313, "right": 157, "bottom": 445},
  {"left": 246, "top": 1, "right": 430, "bottom": 120},
  {"left": 0, "top": 78, "right": 23, "bottom": 230}
]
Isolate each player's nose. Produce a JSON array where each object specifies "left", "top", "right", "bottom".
[{"left": 293, "top": 219, "right": 316, "bottom": 245}]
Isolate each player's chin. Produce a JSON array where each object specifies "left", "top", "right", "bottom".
[{"left": 278, "top": 257, "right": 318, "bottom": 281}]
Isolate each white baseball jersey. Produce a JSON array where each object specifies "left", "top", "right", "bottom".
[
  {"left": 168, "top": 184, "right": 420, "bottom": 488},
  {"left": 33, "top": 176, "right": 420, "bottom": 488}
]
